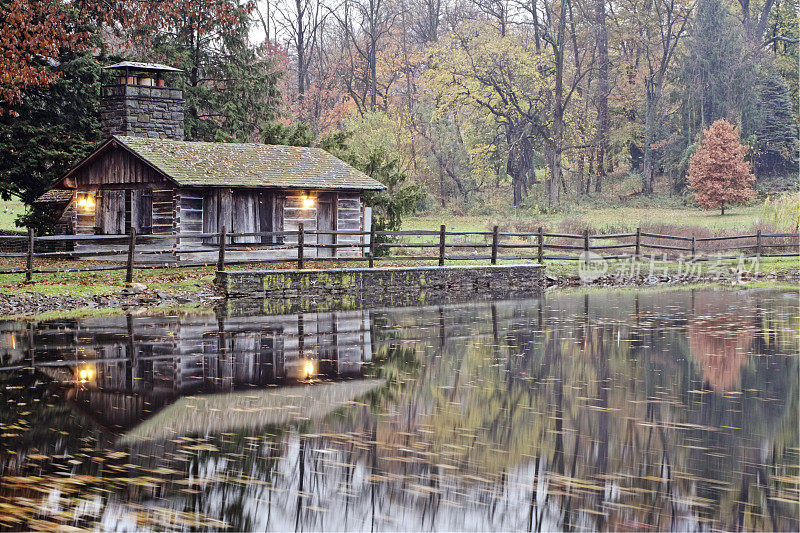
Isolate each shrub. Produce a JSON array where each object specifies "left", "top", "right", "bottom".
[{"left": 760, "top": 193, "right": 800, "bottom": 233}]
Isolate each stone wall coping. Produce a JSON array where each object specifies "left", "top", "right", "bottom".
[{"left": 218, "top": 263, "right": 544, "bottom": 276}]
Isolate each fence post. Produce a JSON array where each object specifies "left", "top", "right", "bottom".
[
  {"left": 126, "top": 227, "right": 137, "bottom": 283},
  {"left": 635, "top": 227, "right": 641, "bottom": 259},
  {"left": 217, "top": 226, "right": 226, "bottom": 272},
  {"left": 584, "top": 229, "right": 590, "bottom": 255},
  {"left": 25, "top": 227, "right": 34, "bottom": 282},
  {"left": 537, "top": 226, "right": 544, "bottom": 264},
  {"left": 691, "top": 233, "right": 696, "bottom": 261},
  {"left": 438, "top": 224, "right": 446, "bottom": 266},
  {"left": 491, "top": 225, "right": 499, "bottom": 265},
  {"left": 368, "top": 225, "right": 375, "bottom": 268},
  {"left": 756, "top": 229, "right": 762, "bottom": 259},
  {"left": 297, "top": 223, "right": 305, "bottom": 269}
]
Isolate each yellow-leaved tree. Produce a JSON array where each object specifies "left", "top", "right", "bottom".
[{"left": 424, "top": 22, "right": 554, "bottom": 205}]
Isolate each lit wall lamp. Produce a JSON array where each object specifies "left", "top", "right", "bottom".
[
  {"left": 301, "top": 192, "right": 316, "bottom": 209},
  {"left": 303, "top": 359, "right": 315, "bottom": 380},
  {"left": 77, "top": 194, "right": 96, "bottom": 212},
  {"left": 77, "top": 364, "right": 96, "bottom": 384}
]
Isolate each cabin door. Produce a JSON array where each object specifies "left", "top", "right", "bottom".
[
  {"left": 258, "top": 192, "right": 274, "bottom": 244},
  {"left": 95, "top": 189, "right": 125, "bottom": 235},
  {"left": 317, "top": 193, "right": 335, "bottom": 258},
  {"left": 232, "top": 191, "right": 258, "bottom": 244}
]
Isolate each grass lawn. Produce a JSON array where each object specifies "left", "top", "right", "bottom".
[
  {"left": 0, "top": 264, "right": 216, "bottom": 297},
  {"left": 0, "top": 199, "right": 26, "bottom": 233},
  {"left": 403, "top": 204, "right": 765, "bottom": 233}
]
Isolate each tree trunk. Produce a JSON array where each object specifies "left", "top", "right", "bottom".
[
  {"left": 721, "top": 201, "right": 725, "bottom": 215},
  {"left": 368, "top": 0, "right": 378, "bottom": 111},
  {"left": 548, "top": 3, "right": 566, "bottom": 206},
  {"left": 546, "top": 139, "right": 562, "bottom": 205},
  {"left": 594, "top": 0, "right": 609, "bottom": 194},
  {"left": 642, "top": 86, "right": 658, "bottom": 195}
]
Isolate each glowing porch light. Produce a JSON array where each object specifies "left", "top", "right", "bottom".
[
  {"left": 77, "top": 195, "right": 96, "bottom": 211},
  {"left": 301, "top": 195, "right": 316, "bottom": 209},
  {"left": 77, "top": 364, "right": 95, "bottom": 383},
  {"left": 303, "top": 360, "right": 315, "bottom": 380}
]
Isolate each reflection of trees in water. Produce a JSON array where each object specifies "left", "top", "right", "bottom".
[
  {"left": 689, "top": 292, "right": 755, "bottom": 392},
  {"left": 0, "top": 291, "right": 797, "bottom": 531}
]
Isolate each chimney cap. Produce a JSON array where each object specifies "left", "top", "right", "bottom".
[{"left": 103, "top": 61, "right": 183, "bottom": 73}]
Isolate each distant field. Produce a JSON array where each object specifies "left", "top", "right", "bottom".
[
  {"left": 0, "top": 199, "right": 774, "bottom": 235},
  {"left": 0, "top": 200, "right": 25, "bottom": 232},
  {"left": 404, "top": 204, "right": 766, "bottom": 233}
]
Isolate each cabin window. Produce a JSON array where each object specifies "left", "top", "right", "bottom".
[{"left": 76, "top": 192, "right": 96, "bottom": 214}]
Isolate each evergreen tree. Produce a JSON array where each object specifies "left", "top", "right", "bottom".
[
  {"left": 261, "top": 122, "right": 315, "bottom": 146},
  {"left": 0, "top": 50, "right": 101, "bottom": 212},
  {"left": 752, "top": 73, "right": 798, "bottom": 176},
  {"left": 668, "top": 0, "right": 757, "bottom": 192},
  {"left": 145, "top": 1, "right": 282, "bottom": 142},
  {"left": 682, "top": 0, "right": 754, "bottom": 128}
]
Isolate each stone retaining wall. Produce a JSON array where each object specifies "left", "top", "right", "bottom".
[{"left": 216, "top": 264, "right": 545, "bottom": 314}]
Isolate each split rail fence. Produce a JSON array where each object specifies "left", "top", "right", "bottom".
[{"left": 0, "top": 225, "right": 797, "bottom": 282}]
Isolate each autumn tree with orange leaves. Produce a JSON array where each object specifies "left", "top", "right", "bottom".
[
  {"left": 688, "top": 119, "right": 755, "bottom": 215},
  {"left": 0, "top": 1, "right": 95, "bottom": 110}
]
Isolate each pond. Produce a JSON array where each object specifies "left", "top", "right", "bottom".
[{"left": 0, "top": 288, "right": 797, "bottom": 531}]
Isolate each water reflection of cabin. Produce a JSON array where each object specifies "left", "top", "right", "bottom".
[
  {"left": 24, "top": 311, "right": 373, "bottom": 432},
  {"left": 37, "top": 62, "right": 384, "bottom": 262}
]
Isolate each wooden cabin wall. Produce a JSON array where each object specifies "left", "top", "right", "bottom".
[
  {"left": 199, "top": 188, "right": 281, "bottom": 245},
  {"left": 336, "top": 194, "right": 363, "bottom": 257},
  {"left": 152, "top": 188, "right": 176, "bottom": 235},
  {"left": 54, "top": 199, "right": 75, "bottom": 235}
]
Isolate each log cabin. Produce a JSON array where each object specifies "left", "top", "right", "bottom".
[{"left": 39, "top": 62, "right": 384, "bottom": 262}]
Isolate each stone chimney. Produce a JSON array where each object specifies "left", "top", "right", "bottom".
[{"left": 100, "top": 61, "right": 185, "bottom": 140}]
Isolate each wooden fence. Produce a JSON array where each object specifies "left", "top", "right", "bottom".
[{"left": 0, "top": 224, "right": 797, "bottom": 282}]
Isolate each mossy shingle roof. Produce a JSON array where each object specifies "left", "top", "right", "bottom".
[
  {"left": 35, "top": 189, "right": 74, "bottom": 203},
  {"left": 114, "top": 136, "right": 385, "bottom": 190}
]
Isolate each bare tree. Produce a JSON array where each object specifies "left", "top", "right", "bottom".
[
  {"left": 736, "top": 0, "right": 776, "bottom": 45},
  {"left": 275, "top": 0, "right": 327, "bottom": 106},
  {"left": 328, "top": 0, "right": 396, "bottom": 113},
  {"left": 254, "top": 0, "right": 276, "bottom": 43},
  {"left": 535, "top": 0, "right": 595, "bottom": 203},
  {"left": 468, "top": 0, "right": 514, "bottom": 35},
  {"left": 631, "top": 0, "right": 693, "bottom": 194}
]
